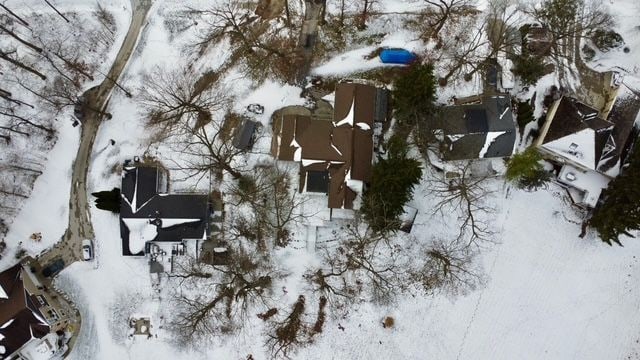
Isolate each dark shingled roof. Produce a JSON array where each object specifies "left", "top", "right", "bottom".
[
  {"left": 542, "top": 94, "right": 639, "bottom": 174},
  {"left": 0, "top": 264, "right": 50, "bottom": 357},
  {"left": 232, "top": 118, "right": 258, "bottom": 150},
  {"left": 120, "top": 166, "right": 209, "bottom": 256},
  {"left": 438, "top": 94, "right": 516, "bottom": 160},
  {"left": 272, "top": 82, "right": 384, "bottom": 209},
  {"left": 597, "top": 89, "right": 640, "bottom": 172}
]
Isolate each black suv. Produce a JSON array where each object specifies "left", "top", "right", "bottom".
[{"left": 42, "top": 259, "right": 65, "bottom": 278}]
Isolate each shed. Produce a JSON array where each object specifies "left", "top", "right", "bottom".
[
  {"left": 379, "top": 48, "right": 417, "bottom": 65},
  {"left": 232, "top": 118, "right": 258, "bottom": 150}
]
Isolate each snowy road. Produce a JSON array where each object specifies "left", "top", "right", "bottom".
[{"left": 33, "top": 0, "right": 153, "bottom": 354}]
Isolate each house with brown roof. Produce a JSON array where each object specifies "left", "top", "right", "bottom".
[
  {"left": 535, "top": 88, "right": 640, "bottom": 207},
  {"left": 0, "top": 264, "right": 67, "bottom": 360},
  {"left": 271, "top": 82, "right": 387, "bottom": 210}
]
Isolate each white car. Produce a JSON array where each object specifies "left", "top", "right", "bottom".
[{"left": 82, "top": 239, "right": 93, "bottom": 261}]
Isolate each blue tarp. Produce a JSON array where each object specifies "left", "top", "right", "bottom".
[{"left": 379, "top": 48, "right": 417, "bottom": 64}]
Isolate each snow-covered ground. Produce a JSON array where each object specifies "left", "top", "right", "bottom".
[{"left": 3, "top": 0, "right": 640, "bottom": 359}]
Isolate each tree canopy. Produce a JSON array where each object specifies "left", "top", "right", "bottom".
[
  {"left": 361, "top": 136, "right": 423, "bottom": 232},
  {"left": 590, "top": 144, "right": 640, "bottom": 245},
  {"left": 506, "top": 148, "right": 550, "bottom": 190},
  {"left": 91, "top": 187, "right": 120, "bottom": 213},
  {"left": 392, "top": 63, "right": 437, "bottom": 127}
]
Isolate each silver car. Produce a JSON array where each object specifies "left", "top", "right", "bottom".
[{"left": 82, "top": 239, "right": 93, "bottom": 261}]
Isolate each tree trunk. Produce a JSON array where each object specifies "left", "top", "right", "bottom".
[
  {"left": 0, "top": 50, "right": 47, "bottom": 80},
  {"left": 0, "top": 111, "right": 54, "bottom": 134},
  {"left": 0, "top": 125, "right": 30, "bottom": 137},
  {"left": 43, "top": 0, "right": 71, "bottom": 23},
  {"left": 0, "top": 24, "right": 43, "bottom": 53},
  {"left": 0, "top": 4, "right": 30, "bottom": 27},
  {"left": 53, "top": 52, "right": 95, "bottom": 81}
]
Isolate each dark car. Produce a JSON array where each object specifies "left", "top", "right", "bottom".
[{"left": 42, "top": 259, "right": 65, "bottom": 278}]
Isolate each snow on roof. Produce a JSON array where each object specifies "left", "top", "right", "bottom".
[
  {"left": 122, "top": 219, "right": 158, "bottom": 255},
  {"left": 0, "top": 284, "right": 7, "bottom": 299},
  {"left": 160, "top": 219, "right": 201, "bottom": 229},
  {"left": 542, "top": 128, "right": 597, "bottom": 169},
  {"left": 0, "top": 345, "right": 4, "bottom": 354},
  {"left": 346, "top": 179, "right": 364, "bottom": 193},
  {"left": 1, "top": 319, "right": 14, "bottom": 329},
  {"left": 356, "top": 122, "right": 371, "bottom": 130},
  {"left": 301, "top": 159, "right": 325, "bottom": 167},
  {"left": 479, "top": 131, "right": 507, "bottom": 158},
  {"left": 335, "top": 98, "right": 355, "bottom": 127},
  {"left": 557, "top": 164, "right": 611, "bottom": 207}
]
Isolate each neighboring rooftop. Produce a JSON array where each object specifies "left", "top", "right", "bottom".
[
  {"left": 0, "top": 264, "right": 50, "bottom": 358},
  {"left": 437, "top": 94, "right": 516, "bottom": 160},
  {"left": 120, "top": 164, "right": 210, "bottom": 256},
  {"left": 539, "top": 91, "right": 640, "bottom": 177},
  {"left": 271, "top": 82, "right": 385, "bottom": 209}
]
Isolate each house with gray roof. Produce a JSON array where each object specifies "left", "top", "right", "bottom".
[
  {"left": 434, "top": 94, "right": 516, "bottom": 164},
  {"left": 119, "top": 162, "right": 220, "bottom": 257}
]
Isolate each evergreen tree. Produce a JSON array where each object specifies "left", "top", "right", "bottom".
[
  {"left": 512, "top": 54, "right": 546, "bottom": 86},
  {"left": 392, "top": 63, "right": 437, "bottom": 127},
  {"left": 361, "top": 136, "right": 422, "bottom": 232},
  {"left": 590, "top": 144, "right": 640, "bottom": 245},
  {"left": 91, "top": 187, "right": 121, "bottom": 213},
  {"left": 506, "top": 148, "right": 550, "bottom": 190}
]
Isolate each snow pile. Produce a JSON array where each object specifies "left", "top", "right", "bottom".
[{"left": 122, "top": 219, "right": 157, "bottom": 255}]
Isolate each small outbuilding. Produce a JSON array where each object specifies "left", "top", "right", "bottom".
[{"left": 232, "top": 118, "right": 259, "bottom": 150}]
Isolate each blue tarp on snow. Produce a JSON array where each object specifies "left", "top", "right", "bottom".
[{"left": 379, "top": 48, "right": 417, "bottom": 64}]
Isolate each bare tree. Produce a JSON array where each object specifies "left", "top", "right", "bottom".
[
  {"left": 188, "top": 0, "right": 299, "bottom": 82},
  {"left": 170, "top": 246, "right": 274, "bottom": 343},
  {"left": 0, "top": 4, "right": 30, "bottom": 28},
  {"left": 527, "top": 0, "right": 613, "bottom": 60},
  {"left": 0, "top": 48, "right": 47, "bottom": 80},
  {"left": 307, "top": 218, "right": 410, "bottom": 307},
  {"left": 229, "top": 165, "right": 308, "bottom": 248},
  {"left": 410, "top": 239, "right": 482, "bottom": 295},
  {"left": 265, "top": 295, "right": 307, "bottom": 359},
  {"left": 139, "top": 66, "right": 231, "bottom": 138},
  {"left": 0, "top": 23, "right": 43, "bottom": 53},
  {"left": 430, "top": 162, "right": 495, "bottom": 246},
  {"left": 357, "top": 0, "right": 379, "bottom": 29},
  {"left": 170, "top": 117, "right": 245, "bottom": 184},
  {"left": 484, "top": 0, "right": 521, "bottom": 56},
  {"left": 43, "top": 0, "right": 71, "bottom": 23},
  {"left": 437, "top": 23, "right": 489, "bottom": 85},
  {"left": 422, "top": 0, "right": 477, "bottom": 39}
]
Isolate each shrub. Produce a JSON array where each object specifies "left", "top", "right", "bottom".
[
  {"left": 382, "top": 316, "right": 395, "bottom": 329},
  {"left": 591, "top": 29, "right": 624, "bottom": 52},
  {"left": 506, "top": 148, "right": 550, "bottom": 190},
  {"left": 15, "top": 247, "right": 26, "bottom": 260},
  {"left": 582, "top": 44, "right": 596, "bottom": 61}
]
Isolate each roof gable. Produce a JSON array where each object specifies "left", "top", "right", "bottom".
[{"left": 542, "top": 128, "right": 598, "bottom": 169}]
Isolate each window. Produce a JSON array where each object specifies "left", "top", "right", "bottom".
[{"left": 569, "top": 143, "right": 578, "bottom": 151}]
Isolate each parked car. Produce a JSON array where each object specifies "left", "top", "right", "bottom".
[
  {"left": 82, "top": 239, "right": 93, "bottom": 261},
  {"left": 42, "top": 259, "right": 65, "bottom": 278}
]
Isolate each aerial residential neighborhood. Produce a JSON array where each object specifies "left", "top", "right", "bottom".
[{"left": 1, "top": 0, "right": 640, "bottom": 359}]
